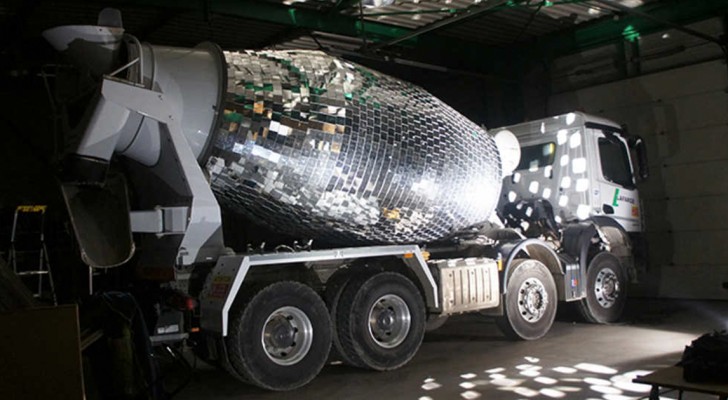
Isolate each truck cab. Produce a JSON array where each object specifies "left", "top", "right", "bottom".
[
  {"left": 496, "top": 112, "right": 646, "bottom": 233},
  {"left": 492, "top": 112, "right": 648, "bottom": 325}
]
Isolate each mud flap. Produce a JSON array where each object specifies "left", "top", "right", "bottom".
[{"left": 61, "top": 172, "right": 134, "bottom": 268}]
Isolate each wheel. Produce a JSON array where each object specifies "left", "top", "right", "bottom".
[
  {"left": 425, "top": 314, "right": 449, "bottom": 332},
  {"left": 323, "top": 271, "right": 359, "bottom": 365},
  {"left": 496, "top": 259, "right": 557, "bottom": 341},
  {"left": 225, "top": 281, "right": 332, "bottom": 391},
  {"left": 577, "top": 252, "right": 627, "bottom": 324},
  {"left": 336, "top": 272, "right": 426, "bottom": 371}
]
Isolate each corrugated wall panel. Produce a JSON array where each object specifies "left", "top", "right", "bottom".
[
  {"left": 550, "top": 44, "right": 622, "bottom": 92},
  {"left": 550, "top": 18, "right": 725, "bottom": 93},
  {"left": 660, "top": 162, "right": 728, "bottom": 199},
  {"left": 660, "top": 124, "right": 728, "bottom": 166},
  {"left": 639, "top": 18, "right": 723, "bottom": 73},
  {"left": 669, "top": 232, "right": 728, "bottom": 267},
  {"left": 661, "top": 197, "right": 728, "bottom": 232}
]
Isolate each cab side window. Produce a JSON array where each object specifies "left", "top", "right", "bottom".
[
  {"left": 598, "top": 137, "right": 634, "bottom": 189},
  {"left": 516, "top": 142, "right": 556, "bottom": 171}
]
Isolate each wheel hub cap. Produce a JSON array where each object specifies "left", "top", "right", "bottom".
[
  {"left": 261, "top": 306, "right": 313, "bottom": 366},
  {"left": 517, "top": 277, "right": 548, "bottom": 323},
  {"left": 595, "top": 267, "right": 620, "bottom": 308},
  {"left": 368, "top": 294, "right": 411, "bottom": 349},
  {"left": 377, "top": 310, "right": 396, "bottom": 330},
  {"left": 268, "top": 319, "right": 296, "bottom": 348}
]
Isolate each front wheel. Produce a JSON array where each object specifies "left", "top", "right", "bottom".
[
  {"left": 336, "top": 272, "right": 426, "bottom": 371},
  {"left": 577, "top": 252, "right": 627, "bottom": 324},
  {"left": 496, "top": 259, "right": 557, "bottom": 341},
  {"left": 225, "top": 281, "right": 332, "bottom": 391},
  {"left": 425, "top": 314, "right": 449, "bottom": 332}
]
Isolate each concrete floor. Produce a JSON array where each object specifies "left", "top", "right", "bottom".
[{"left": 175, "top": 299, "right": 728, "bottom": 400}]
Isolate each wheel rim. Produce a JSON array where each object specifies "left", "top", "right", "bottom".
[
  {"left": 367, "top": 294, "right": 411, "bottom": 349},
  {"left": 261, "top": 306, "right": 313, "bottom": 366},
  {"left": 517, "top": 277, "right": 549, "bottom": 323},
  {"left": 594, "top": 267, "right": 620, "bottom": 309}
]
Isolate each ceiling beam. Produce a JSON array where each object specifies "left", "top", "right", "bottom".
[
  {"left": 591, "top": 0, "right": 724, "bottom": 47},
  {"left": 361, "top": 8, "right": 461, "bottom": 18},
  {"left": 91, "top": 0, "right": 514, "bottom": 74},
  {"left": 112, "top": 0, "right": 413, "bottom": 42},
  {"left": 365, "top": 0, "right": 511, "bottom": 51},
  {"left": 331, "top": 0, "right": 361, "bottom": 12},
  {"left": 528, "top": 0, "right": 728, "bottom": 59}
]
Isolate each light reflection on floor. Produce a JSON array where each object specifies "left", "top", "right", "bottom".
[
  {"left": 169, "top": 300, "right": 728, "bottom": 400},
  {"left": 418, "top": 356, "right": 656, "bottom": 400}
]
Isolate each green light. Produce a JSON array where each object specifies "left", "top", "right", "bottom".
[
  {"left": 543, "top": 0, "right": 554, "bottom": 6},
  {"left": 288, "top": 8, "right": 297, "bottom": 25},
  {"left": 622, "top": 24, "right": 640, "bottom": 42}
]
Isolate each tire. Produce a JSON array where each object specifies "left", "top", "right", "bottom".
[
  {"left": 496, "top": 259, "right": 557, "bottom": 341},
  {"left": 336, "top": 272, "right": 426, "bottom": 371},
  {"left": 577, "top": 252, "right": 627, "bottom": 324},
  {"left": 225, "top": 281, "right": 332, "bottom": 391},
  {"left": 323, "top": 271, "right": 359, "bottom": 365},
  {"left": 425, "top": 315, "right": 449, "bottom": 332}
]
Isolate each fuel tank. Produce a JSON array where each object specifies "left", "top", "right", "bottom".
[{"left": 206, "top": 50, "right": 502, "bottom": 244}]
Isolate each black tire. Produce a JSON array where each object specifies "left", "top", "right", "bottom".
[
  {"left": 577, "top": 252, "right": 627, "bottom": 324},
  {"left": 323, "top": 271, "right": 359, "bottom": 365},
  {"left": 425, "top": 315, "right": 449, "bottom": 332},
  {"left": 336, "top": 272, "right": 426, "bottom": 371},
  {"left": 225, "top": 281, "right": 332, "bottom": 391},
  {"left": 496, "top": 259, "right": 557, "bottom": 341}
]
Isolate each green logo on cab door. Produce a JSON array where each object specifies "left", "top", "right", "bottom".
[{"left": 612, "top": 188, "right": 620, "bottom": 207}]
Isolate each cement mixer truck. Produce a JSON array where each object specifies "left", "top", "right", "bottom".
[{"left": 39, "top": 9, "right": 647, "bottom": 391}]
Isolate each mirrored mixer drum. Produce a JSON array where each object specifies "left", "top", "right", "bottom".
[{"left": 207, "top": 50, "right": 502, "bottom": 244}]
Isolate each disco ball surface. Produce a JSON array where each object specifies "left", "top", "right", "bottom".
[{"left": 206, "top": 50, "right": 502, "bottom": 244}]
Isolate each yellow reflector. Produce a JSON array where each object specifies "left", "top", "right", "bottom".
[
  {"left": 404, "top": 251, "right": 430, "bottom": 260},
  {"left": 16, "top": 205, "right": 47, "bottom": 213}
]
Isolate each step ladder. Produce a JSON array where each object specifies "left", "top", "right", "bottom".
[{"left": 8, "top": 205, "right": 57, "bottom": 305}]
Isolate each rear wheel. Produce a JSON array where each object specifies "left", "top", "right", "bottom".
[
  {"left": 324, "top": 271, "right": 359, "bottom": 365},
  {"left": 496, "top": 259, "right": 557, "bottom": 340},
  {"left": 226, "top": 281, "right": 331, "bottom": 391},
  {"left": 336, "top": 272, "right": 426, "bottom": 371},
  {"left": 577, "top": 252, "right": 626, "bottom": 324}
]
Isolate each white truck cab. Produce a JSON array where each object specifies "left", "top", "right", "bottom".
[{"left": 496, "top": 112, "right": 646, "bottom": 233}]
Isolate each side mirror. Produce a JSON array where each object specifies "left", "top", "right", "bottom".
[{"left": 628, "top": 135, "right": 649, "bottom": 181}]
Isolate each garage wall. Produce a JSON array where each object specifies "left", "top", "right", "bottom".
[{"left": 548, "top": 57, "right": 728, "bottom": 300}]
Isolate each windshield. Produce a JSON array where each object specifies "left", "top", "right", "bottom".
[
  {"left": 598, "top": 136, "right": 634, "bottom": 189},
  {"left": 516, "top": 142, "right": 556, "bottom": 171}
]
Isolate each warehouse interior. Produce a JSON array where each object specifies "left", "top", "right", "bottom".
[{"left": 1, "top": 0, "right": 728, "bottom": 399}]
